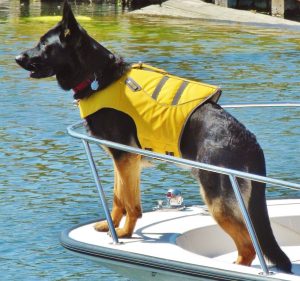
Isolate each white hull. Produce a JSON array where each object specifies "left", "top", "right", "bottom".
[{"left": 61, "top": 199, "right": 300, "bottom": 281}]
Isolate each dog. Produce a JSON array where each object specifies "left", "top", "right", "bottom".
[{"left": 15, "top": 0, "right": 291, "bottom": 272}]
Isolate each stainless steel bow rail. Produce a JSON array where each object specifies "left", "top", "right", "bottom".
[{"left": 67, "top": 103, "right": 300, "bottom": 276}]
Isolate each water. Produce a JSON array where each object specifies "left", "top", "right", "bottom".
[{"left": 1, "top": 1, "right": 299, "bottom": 280}]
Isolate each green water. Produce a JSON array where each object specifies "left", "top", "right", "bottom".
[{"left": 1, "top": 1, "right": 299, "bottom": 280}]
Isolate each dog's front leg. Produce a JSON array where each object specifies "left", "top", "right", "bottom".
[
  {"left": 114, "top": 153, "right": 142, "bottom": 238},
  {"left": 95, "top": 153, "right": 142, "bottom": 238},
  {"left": 94, "top": 167, "right": 125, "bottom": 232}
]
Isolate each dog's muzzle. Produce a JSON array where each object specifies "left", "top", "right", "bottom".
[{"left": 15, "top": 53, "right": 55, "bottom": 78}]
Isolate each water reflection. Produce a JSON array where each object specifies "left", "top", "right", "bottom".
[{"left": 0, "top": 0, "right": 124, "bottom": 21}]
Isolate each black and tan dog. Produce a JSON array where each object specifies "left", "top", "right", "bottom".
[{"left": 15, "top": 1, "right": 291, "bottom": 272}]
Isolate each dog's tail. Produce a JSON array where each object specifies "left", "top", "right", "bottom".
[{"left": 248, "top": 163, "right": 292, "bottom": 273}]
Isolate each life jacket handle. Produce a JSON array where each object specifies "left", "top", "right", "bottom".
[{"left": 131, "top": 62, "right": 168, "bottom": 75}]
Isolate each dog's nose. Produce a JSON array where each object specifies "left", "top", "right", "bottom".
[
  {"left": 15, "top": 54, "right": 27, "bottom": 66},
  {"left": 15, "top": 54, "right": 23, "bottom": 62}
]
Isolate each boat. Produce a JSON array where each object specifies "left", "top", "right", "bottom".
[{"left": 60, "top": 104, "right": 300, "bottom": 281}]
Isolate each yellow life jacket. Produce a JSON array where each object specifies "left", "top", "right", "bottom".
[{"left": 78, "top": 63, "right": 221, "bottom": 157}]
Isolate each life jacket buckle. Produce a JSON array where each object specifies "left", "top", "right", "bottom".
[{"left": 125, "top": 77, "right": 141, "bottom": 92}]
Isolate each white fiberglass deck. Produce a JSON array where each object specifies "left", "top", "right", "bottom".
[{"left": 66, "top": 199, "right": 300, "bottom": 281}]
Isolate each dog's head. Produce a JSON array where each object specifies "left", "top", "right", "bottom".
[
  {"left": 15, "top": 1, "right": 86, "bottom": 83},
  {"left": 16, "top": 1, "right": 127, "bottom": 94}
]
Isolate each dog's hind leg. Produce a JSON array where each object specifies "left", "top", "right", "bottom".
[
  {"left": 95, "top": 153, "right": 142, "bottom": 238},
  {"left": 213, "top": 212, "right": 256, "bottom": 266},
  {"left": 199, "top": 171, "right": 256, "bottom": 266}
]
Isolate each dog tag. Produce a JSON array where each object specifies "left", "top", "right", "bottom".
[{"left": 91, "top": 80, "right": 99, "bottom": 91}]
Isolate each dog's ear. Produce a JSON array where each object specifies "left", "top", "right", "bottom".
[{"left": 60, "top": 0, "right": 81, "bottom": 44}]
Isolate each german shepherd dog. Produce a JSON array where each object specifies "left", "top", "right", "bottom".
[{"left": 16, "top": 1, "right": 291, "bottom": 272}]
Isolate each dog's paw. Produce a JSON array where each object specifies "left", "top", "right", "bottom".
[
  {"left": 106, "top": 227, "right": 133, "bottom": 238},
  {"left": 94, "top": 221, "right": 109, "bottom": 232},
  {"left": 94, "top": 222, "right": 133, "bottom": 238},
  {"left": 115, "top": 228, "right": 133, "bottom": 238}
]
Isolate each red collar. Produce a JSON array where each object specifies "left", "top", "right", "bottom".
[{"left": 72, "top": 78, "right": 93, "bottom": 95}]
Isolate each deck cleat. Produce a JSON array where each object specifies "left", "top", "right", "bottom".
[{"left": 154, "top": 189, "right": 185, "bottom": 211}]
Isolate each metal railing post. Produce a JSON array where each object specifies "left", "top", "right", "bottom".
[
  {"left": 229, "top": 175, "right": 270, "bottom": 275},
  {"left": 81, "top": 139, "right": 119, "bottom": 244}
]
